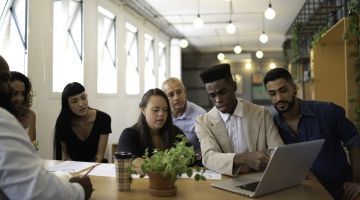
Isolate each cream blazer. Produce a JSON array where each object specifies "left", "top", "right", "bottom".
[{"left": 195, "top": 99, "right": 283, "bottom": 176}]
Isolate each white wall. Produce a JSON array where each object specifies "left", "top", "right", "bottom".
[{"left": 26, "top": 0, "right": 180, "bottom": 159}]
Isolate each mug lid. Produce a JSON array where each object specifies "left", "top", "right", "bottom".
[{"left": 114, "top": 151, "right": 133, "bottom": 159}]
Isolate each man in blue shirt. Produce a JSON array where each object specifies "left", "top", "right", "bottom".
[
  {"left": 263, "top": 68, "right": 360, "bottom": 200},
  {"left": 162, "top": 77, "right": 206, "bottom": 162}
]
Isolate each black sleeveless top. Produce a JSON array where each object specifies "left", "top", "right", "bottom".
[{"left": 58, "top": 110, "right": 111, "bottom": 161}]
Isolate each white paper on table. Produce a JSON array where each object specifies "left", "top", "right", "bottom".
[
  {"left": 131, "top": 169, "right": 221, "bottom": 180},
  {"left": 47, "top": 161, "right": 97, "bottom": 174},
  {"left": 179, "top": 170, "right": 222, "bottom": 180},
  {"left": 83, "top": 163, "right": 116, "bottom": 177}
]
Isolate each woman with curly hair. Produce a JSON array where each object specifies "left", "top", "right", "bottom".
[{"left": 10, "top": 71, "right": 36, "bottom": 142}]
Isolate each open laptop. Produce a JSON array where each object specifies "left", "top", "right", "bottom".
[{"left": 212, "top": 139, "right": 325, "bottom": 197}]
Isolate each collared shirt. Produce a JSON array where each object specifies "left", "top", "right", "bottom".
[
  {"left": 219, "top": 101, "right": 248, "bottom": 153},
  {"left": 274, "top": 99, "right": 360, "bottom": 200},
  {"left": 0, "top": 108, "right": 85, "bottom": 200},
  {"left": 173, "top": 101, "right": 206, "bottom": 153}
]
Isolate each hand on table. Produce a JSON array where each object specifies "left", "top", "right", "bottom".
[
  {"left": 132, "top": 157, "right": 145, "bottom": 175},
  {"left": 244, "top": 151, "right": 269, "bottom": 171},
  {"left": 343, "top": 182, "right": 360, "bottom": 200},
  {"left": 234, "top": 151, "right": 269, "bottom": 171},
  {"left": 69, "top": 175, "right": 93, "bottom": 200}
]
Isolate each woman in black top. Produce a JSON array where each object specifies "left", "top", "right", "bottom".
[
  {"left": 54, "top": 82, "right": 111, "bottom": 162},
  {"left": 118, "top": 88, "right": 184, "bottom": 169}
]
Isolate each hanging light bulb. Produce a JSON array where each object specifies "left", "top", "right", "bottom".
[
  {"left": 256, "top": 50, "right": 264, "bottom": 59},
  {"left": 179, "top": 38, "right": 189, "bottom": 48},
  {"left": 233, "top": 45, "right": 242, "bottom": 54},
  {"left": 217, "top": 53, "right": 225, "bottom": 61},
  {"left": 264, "top": 3, "right": 276, "bottom": 20},
  {"left": 193, "top": 14, "right": 204, "bottom": 29},
  {"left": 269, "top": 62, "right": 276, "bottom": 69},
  {"left": 226, "top": 21, "right": 236, "bottom": 34},
  {"left": 245, "top": 63, "right": 252, "bottom": 70},
  {"left": 259, "top": 32, "right": 269, "bottom": 43}
]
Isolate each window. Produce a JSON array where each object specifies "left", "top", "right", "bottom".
[
  {"left": 97, "top": 6, "right": 116, "bottom": 94},
  {"left": 144, "top": 33, "right": 155, "bottom": 92},
  {"left": 0, "top": 0, "right": 28, "bottom": 74},
  {"left": 53, "top": 0, "right": 83, "bottom": 92},
  {"left": 158, "top": 42, "right": 167, "bottom": 87},
  {"left": 125, "top": 22, "right": 139, "bottom": 95}
]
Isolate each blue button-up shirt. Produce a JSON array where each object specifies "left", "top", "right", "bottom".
[
  {"left": 173, "top": 101, "right": 206, "bottom": 153},
  {"left": 274, "top": 99, "right": 360, "bottom": 200}
]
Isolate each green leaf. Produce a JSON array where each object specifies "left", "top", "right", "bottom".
[
  {"left": 139, "top": 134, "right": 206, "bottom": 181},
  {"left": 194, "top": 174, "right": 201, "bottom": 181}
]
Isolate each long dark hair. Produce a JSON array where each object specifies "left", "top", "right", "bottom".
[
  {"left": 10, "top": 71, "right": 34, "bottom": 108},
  {"left": 136, "top": 88, "right": 177, "bottom": 150},
  {"left": 53, "top": 82, "right": 85, "bottom": 159}
]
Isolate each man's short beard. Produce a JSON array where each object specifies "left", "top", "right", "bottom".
[{"left": 275, "top": 95, "right": 296, "bottom": 114}]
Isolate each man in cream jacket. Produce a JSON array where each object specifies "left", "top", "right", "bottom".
[{"left": 195, "top": 63, "right": 283, "bottom": 176}]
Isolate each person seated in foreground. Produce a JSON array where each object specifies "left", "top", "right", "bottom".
[
  {"left": 263, "top": 67, "right": 360, "bottom": 200},
  {"left": 117, "top": 88, "right": 185, "bottom": 171},
  {"left": 162, "top": 77, "right": 206, "bottom": 165},
  {"left": 54, "top": 82, "right": 112, "bottom": 162},
  {"left": 195, "top": 63, "right": 283, "bottom": 176},
  {"left": 10, "top": 71, "right": 37, "bottom": 142},
  {"left": 0, "top": 55, "right": 93, "bottom": 200}
]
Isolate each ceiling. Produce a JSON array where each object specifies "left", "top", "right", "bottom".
[{"left": 142, "top": 0, "right": 306, "bottom": 53}]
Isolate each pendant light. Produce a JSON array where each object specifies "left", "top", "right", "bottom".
[
  {"left": 264, "top": 0, "right": 276, "bottom": 20},
  {"left": 179, "top": 39, "right": 188, "bottom": 48},
  {"left": 259, "top": 17, "right": 268, "bottom": 43},
  {"left": 226, "top": 1, "right": 236, "bottom": 34},
  {"left": 234, "top": 45, "right": 242, "bottom": 54},
  {"left": 217, "top": 53, "right": 225, "bottom": 61}
]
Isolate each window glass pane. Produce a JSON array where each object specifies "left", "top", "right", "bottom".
[
  {"left": 125, "top": 22, "right": 139, "bottom": 95},
  {"left": 97, "top": 6, "right": 117, "bottom": 94},
  {"left": 12, "top": 0, "right": 26, "bottom": 43},
  {"left": 53, "top": 0, "right": 83, "bottom": 92},
  {"left": 144, "top": 34, "right": 155, "bottom": 92},
  {"left": 0, "top": 0, "right": 27, "bottom": 74},
  {"left": 0, "top": 1, "right": 7, "bottom": 17},
  {"left": 158, "top": 42, "right": 166, "bottom": 87},
  {"left": 68, "top": 0, "right": 82, "bottom": 58}
]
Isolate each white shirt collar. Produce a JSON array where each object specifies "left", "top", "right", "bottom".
[{"left": 218, "top": 100, "right": 242, "bottom": 122}]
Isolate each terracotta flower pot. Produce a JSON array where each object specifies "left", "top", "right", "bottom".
[{"left": 148, "top": 172, "right": 177, "bottom": 196}]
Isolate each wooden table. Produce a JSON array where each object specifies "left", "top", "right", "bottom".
[
  {"left": 44, "top": 160, "right": 333, "bottom": 200},
  {"left": 90, "top": 176, "right": 332, "bottom": 200}
]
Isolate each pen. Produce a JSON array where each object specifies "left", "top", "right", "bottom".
[
  {"left": 83, "top": 165, "right": 97, "bottom": 176},
  {"left": 267, "top": 149, "right": 275, "bottom": 156}
]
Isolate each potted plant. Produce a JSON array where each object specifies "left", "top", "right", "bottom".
[{"left": 140, "top": 135, "right": 205, "bottom": 197}]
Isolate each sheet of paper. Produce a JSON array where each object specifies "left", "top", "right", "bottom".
[
  {"left": 47, "top": 161, "right": 97, "bottom": 174},
  {"left": 179, "top": 170, "right": 222, "bottom": 180},
  {"left": 131, "top": 169, "right": 221, "bottom": 180},
  {"left": 84, "top": 163, "right": 116, "bottom": 177}
]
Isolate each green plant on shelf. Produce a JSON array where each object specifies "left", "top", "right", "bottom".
[
  {"left": 291, "top": 23, "right": 302, "bottom": 61},
  {"left": 344, "top": 0, "right": 360, "bottom": 130},
  {"left": 311, "top": 25, "right": 329, "bottom": 48}
]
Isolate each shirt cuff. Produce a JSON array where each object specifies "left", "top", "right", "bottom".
[
  {"left": 345, "top": 134, "right": 360, "bottom": 149},
  {"left": 71, "top": 182, "right": 85, "bottom": 200}
]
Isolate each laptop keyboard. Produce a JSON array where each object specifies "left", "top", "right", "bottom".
[{"left": 236, "top": 181, "right": 259, "bottom": 192}]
